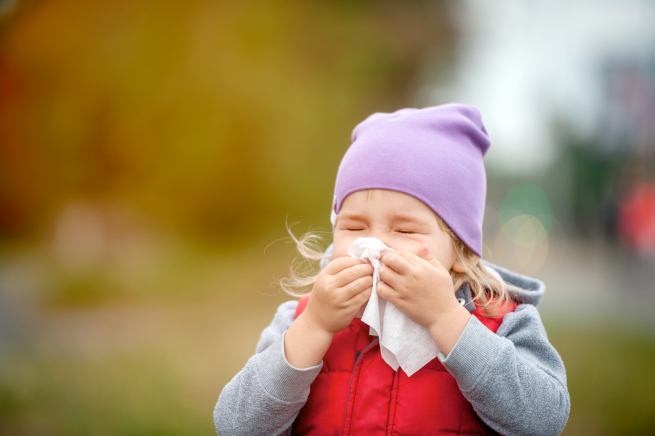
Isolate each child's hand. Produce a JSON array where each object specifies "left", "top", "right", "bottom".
[
  {"left": 304, "top": 257, "right": 374, "bottom": 334},
  {"left": 377, "top": 245, "right": 469, "bottom": 340}
]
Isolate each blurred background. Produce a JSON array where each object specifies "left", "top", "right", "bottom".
[{"left": 1, "top": 0, "right": 654, "bottom": 434}]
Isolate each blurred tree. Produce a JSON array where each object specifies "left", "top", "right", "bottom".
[{"left": 0, "top": 0, "right": 455, "bottom": 247}]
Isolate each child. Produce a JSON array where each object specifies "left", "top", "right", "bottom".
[{"left": 214, "top": 104, "right": 570, "bottom": 436}]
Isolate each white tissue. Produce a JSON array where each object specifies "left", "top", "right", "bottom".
[{"left": 348, "top": 237, "right": 440, "bottom": 376}]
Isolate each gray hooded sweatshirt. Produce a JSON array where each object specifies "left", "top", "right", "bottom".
[{"left": 214, "top": 261, "right": 570, "bottom": 436}]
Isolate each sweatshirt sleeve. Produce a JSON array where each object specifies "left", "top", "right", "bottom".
[
  {"left": 438, "top": 304, "right": 570, "bottom": 436},
  {"left": 213, "top": 300, "right": 323, "bottom": 436}
]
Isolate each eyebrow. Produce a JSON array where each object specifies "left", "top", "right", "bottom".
[
  {"left": 338, "top": 213, "right": 427, "bottom": 225},
  {"left": 337, "top": 213, "right": 368, "bottom": 222},
  {"left": 390, "top": 214, "right": 429, "bottom": 225}
]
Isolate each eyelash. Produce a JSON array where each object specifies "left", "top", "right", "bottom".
[{"left": 341, "top": 228, "right": 417, "bottom": 234}]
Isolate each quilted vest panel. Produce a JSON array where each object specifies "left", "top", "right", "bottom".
[{"left": 291, "top": 294, "right": 516, "bottom": 436}]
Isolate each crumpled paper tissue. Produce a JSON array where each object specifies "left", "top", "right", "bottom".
[{"left": 348, "top": 237, "right": 440, "bottom": 376}]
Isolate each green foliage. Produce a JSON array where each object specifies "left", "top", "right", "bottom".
[
  {"left": 548, "top": 324, "right": 655, "bottom": 435},
  {"left": 0, "top": 353, "right": 213, "bottom": 436},
  {"left": 0, "top": 0, "right": 455, "bottom": 246}
]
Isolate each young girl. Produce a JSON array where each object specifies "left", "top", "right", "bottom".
[{"left": 214, "top": 104, "right": 570, "bottom": 436}]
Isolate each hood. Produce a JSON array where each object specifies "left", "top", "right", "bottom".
[{"left": 482, "top": 260, "right": 545, "bottom": 307}]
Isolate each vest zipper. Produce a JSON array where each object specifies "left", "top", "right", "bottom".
[{"left": 342, "top": 337, "right": 379, "bottom": 435}]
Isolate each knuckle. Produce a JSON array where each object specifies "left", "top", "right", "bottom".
[{"left": 349, "top": 258, "right": 363, "bottom": 266}]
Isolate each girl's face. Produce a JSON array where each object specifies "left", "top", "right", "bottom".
[{"left": 333, "top": 189, "right": 464, "bottom": 272}]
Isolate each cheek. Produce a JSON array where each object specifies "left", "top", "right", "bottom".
[
  {"left": 332, "top": 233, "right": 356, "bottom": 258},
  {"left": 428, "top": 243, "right": 456, "bottom": 269},
  {"left": 388, "top": 236, "right": 425, "bottom": 255},
  {"left": 384, "top": 239, "right": 406, "bottom": 252}
]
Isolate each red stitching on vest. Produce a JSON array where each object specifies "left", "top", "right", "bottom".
[
  {"left": 342, "top": 355, "right": 361, "bottom": 436},
  {"left": 386, "top": 368, "right": 400, "bottom": 436},
  {"left": 343, "top": 338, "right": 377, "bottom": 435}
]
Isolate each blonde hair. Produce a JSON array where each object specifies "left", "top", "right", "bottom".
[{"left": 279, "top": 216, "right": 514, "bottom": 317}]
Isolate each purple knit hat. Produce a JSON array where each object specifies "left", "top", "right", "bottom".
[{"left": 332, "top": 104, "right": 490, "bottom": 257}]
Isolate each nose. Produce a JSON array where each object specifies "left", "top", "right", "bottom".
[{"left": 365, "top": 228, "right": 392, "bottom": 248}]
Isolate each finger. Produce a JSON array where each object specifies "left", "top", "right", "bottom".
[
  {"left": 387, "top": 250, "right": 423, "bottom": 264},
  {"left": 380, "top": 251, "right": 413, "bottom": 275},
  {"left": 375, "top": 280, "right": 398, "bottom": 304},
  {"left": 324, "top": 256, "right": 366, "bottom": 275},
  {"left": 332, "top": 263, "right": 374, "bottom": 287},
  {"left": 347, "top": 285, "right": 372, "bottom": 307},
  {"left": 378, "top": 265, "right": 402, "bottom": 289},
  {"left": 341, "top": 275, "right": 374, "bottom": 299}
]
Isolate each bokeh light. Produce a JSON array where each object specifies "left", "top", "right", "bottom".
[
  {"left": 490, "top": 183, "right": 554, "bottom": 274},
  {"left": 493, "top": 218, "right": 546, "bottom": 275},
  {"left": 499, "top": 183, "right": 553, "bottom": 247}
]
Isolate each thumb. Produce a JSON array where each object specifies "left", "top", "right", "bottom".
[{"left": 418, "top": 245, "right": 444, "bottom": 269}]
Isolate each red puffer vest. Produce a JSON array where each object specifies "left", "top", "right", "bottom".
[{"left": 291, "top": 294, "right": 517, "bottom": 436}]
